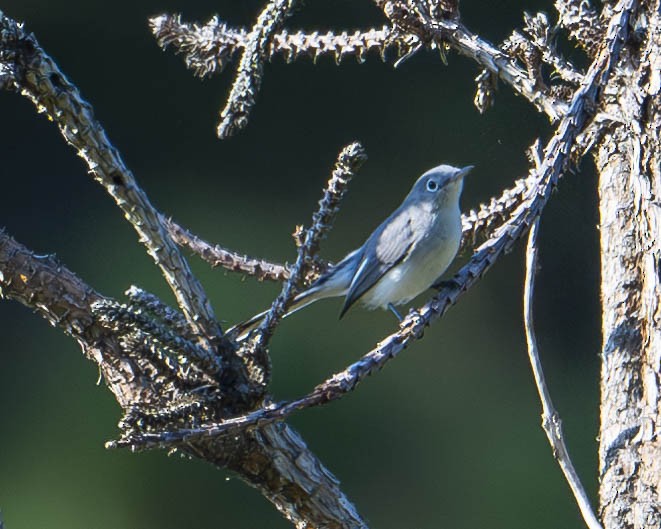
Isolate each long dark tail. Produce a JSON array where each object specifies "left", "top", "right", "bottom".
[
  {"left": 226, "top": 286, "right": 325, "bottom": 339},
  {"left": 227, "top": 249, "right": 359, "bottom": 339}
]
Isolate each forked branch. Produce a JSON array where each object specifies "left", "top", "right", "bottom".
[
  {"left": 217, "top": 0, "right": 297, "bottom": 138},
  {"left": 250, "top": 142, "right": 366, "bottom": 347},
  {"left": 0, "top": 10, "right": 223, "bottom": 369},
  {"left": 153, "top": 1, "right": 573, "bottom": 127},
  {"left": 107, "top": 0, "right": 636, "bottom": 453},
  {"left": 0, "top": 0, "right": 638, "bottom": 527},
  {"left": 150, "top": 15, "right": 410, "bottom": 76}
]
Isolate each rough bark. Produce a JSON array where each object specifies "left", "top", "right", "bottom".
[
  {"left": 2, "top": 1, "right": 660, "bottom": 527},
  {"left": 597, "top": 2, "right": 661, "bottom": 527},
  {"left": 0, "top": 230, "right": 367, "bottom": 529}
]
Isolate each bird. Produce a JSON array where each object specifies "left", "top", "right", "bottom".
[{"left": 229, "top": 163, "right": 472, "bottom": 338}]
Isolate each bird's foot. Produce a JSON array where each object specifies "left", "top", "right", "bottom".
[{"left": 387, "top": 303, "right": 404, "bottom": 322}]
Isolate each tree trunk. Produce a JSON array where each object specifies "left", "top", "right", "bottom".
[{"left": 597, "top": 2, "right": 661, "bottom": 527}]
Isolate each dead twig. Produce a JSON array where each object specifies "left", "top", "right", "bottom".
[
  {"left": 524, "top": 219, "right": 604, "bottom": 529},
  {"left": 108, "top": 0, "right": 635, "bottom": 450},
  {"left": 0, "top": 10, "right": 223, "bottom": 370},
  {"left": 149, "top": 15, "right": 412, "bottom": 76},
  {"left": 217, "top": 0, "right": 297, "bottom": 138},
  {"left": 251, "top": 142, "right": 366, "bottom": 346},
  {"left": 165, "top": 217, "right": 291, "bottom": 282}
]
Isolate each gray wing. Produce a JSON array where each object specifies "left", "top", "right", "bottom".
[{"left": 340, "top": 208, "right": 419, "bottom": 317}]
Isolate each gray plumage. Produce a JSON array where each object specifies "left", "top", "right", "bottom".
[{"left": 229, "top": 164, "right": 472, "bottom": 338}]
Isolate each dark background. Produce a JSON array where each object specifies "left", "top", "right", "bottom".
[{"left": 0, "top": 1, "right": 602, "bottom": 528}]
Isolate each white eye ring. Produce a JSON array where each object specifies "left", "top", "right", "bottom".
[{"left": 426, "top": 179, "right": 438, "bottom": 192}]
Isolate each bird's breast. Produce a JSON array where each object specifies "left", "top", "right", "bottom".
[{"left": 361, "top": 208, "right": 462, "bottom": 310}]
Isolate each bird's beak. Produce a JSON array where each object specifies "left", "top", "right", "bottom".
[
  {"left": 457, "top": 165, "right": 475, "bottom": 178},
  {"left": 449, "top": 165, "right": 474, "bottom": 183}
]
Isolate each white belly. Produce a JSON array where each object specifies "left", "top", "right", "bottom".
[{"left": 360, "top": 212, "right": 462, "bottom": 310}]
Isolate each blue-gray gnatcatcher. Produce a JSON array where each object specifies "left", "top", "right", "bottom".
[{"left": 230, "top": 164, "right": 472, "bottom": 337}]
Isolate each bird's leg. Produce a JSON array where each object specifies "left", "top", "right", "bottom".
[{"left": 387, "top": 303, "right": 404, "bottom": 321}]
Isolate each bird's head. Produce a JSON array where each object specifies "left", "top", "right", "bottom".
[{"left": 408, "top": 164, "right": 473, "bottom": 209}]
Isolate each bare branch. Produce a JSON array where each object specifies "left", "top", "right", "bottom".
[
  {"left": 150, "top": 14, "right": 413, "bottom": 77},
  {"left": 150, "top": 14, "right": 246, "bottom": 78},
  {"left": 92, "top": 297, "right": 214, "bottom": 386},
  {"left": 0, "top": 229, "right": 144, "bottom": 409},
  {"left": 217, "top": 0, "right": 297, "bottom": 138},
  {"left": 555, "top": 0, "right": 604, "bottom": 53},
  {"left": 154, "top": 2, "right": 569, "bottom": 121},
  {"left": 109, "top": 0, "right": 636, "bottom": 450},
  {"left": 252, "top": 142, "right": 366, "bottom": 344},
  {"left": 374, "top": 0, "right": 569, "bottom": 121},
  {"left": 520, "top": 12, "right": 583, "bottom": 84},
  {"left": 165, "top": 217, "right": 291, "bottom": 282},
  {"left": 0, "top": 228, "right": 368, "bottom": 529},
  {"left": 105, "top": 138, "right": 562, "bottom": 448},
  {"left": 524, "top": 219, "right": 604, "bottom": 529},
  {"left": 460, "top": 174, "right": 531, "bottom": 249},
  {"left": 0, "top": 11, "right": 223, "bottom": 368},
  {"left": 499, "top": 12, "right": 583, "bottom": 100},
  {"left": 473, "top": 69, "right": 498, "bottom": 114},
  {"left": 298, "top": 142, "right": 367, "bottom": 267}
]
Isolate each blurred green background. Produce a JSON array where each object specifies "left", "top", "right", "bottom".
[{"left": 0, "top": 1, "right": 602, "bottom": 528}]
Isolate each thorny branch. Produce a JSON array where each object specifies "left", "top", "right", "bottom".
[
  {"left": 165, "top": 216, "right": 291, "bottom": 282},
  {"left": 217, "top": 0, "right": 297, "bottom": 138},
  {"left": 375, "top": 0, "right": 570, "bottom": 120},
  {"left": 164, "top": 118, "right": 599, "bottom": 284},
  {"left": 251, "top": 142, "right": 366, "bottom": 347},
  {"left": 0, "top": 230, "right": 368, "bottom": 529},
  {"left": 0, "top": 0, "right": 641, "bottom": 527},
  {"left": 154, "top": 1, "right": 577, "bottom": 123},
  {"left": 109, "top": 0, "right": 635, "bottom": 448},
  {"left": 150, "top": 15, "right": 411, "bottom": 76},
  {"left": 0, "top": 9, "right": 223, "bottom": 370},
  {"left": 555, "top": 0, "right": 604, "bottom": 51}
]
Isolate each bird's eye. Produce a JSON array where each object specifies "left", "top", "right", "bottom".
[{"left": 426, "top": 179, "right": 438, "bottom": 192}]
